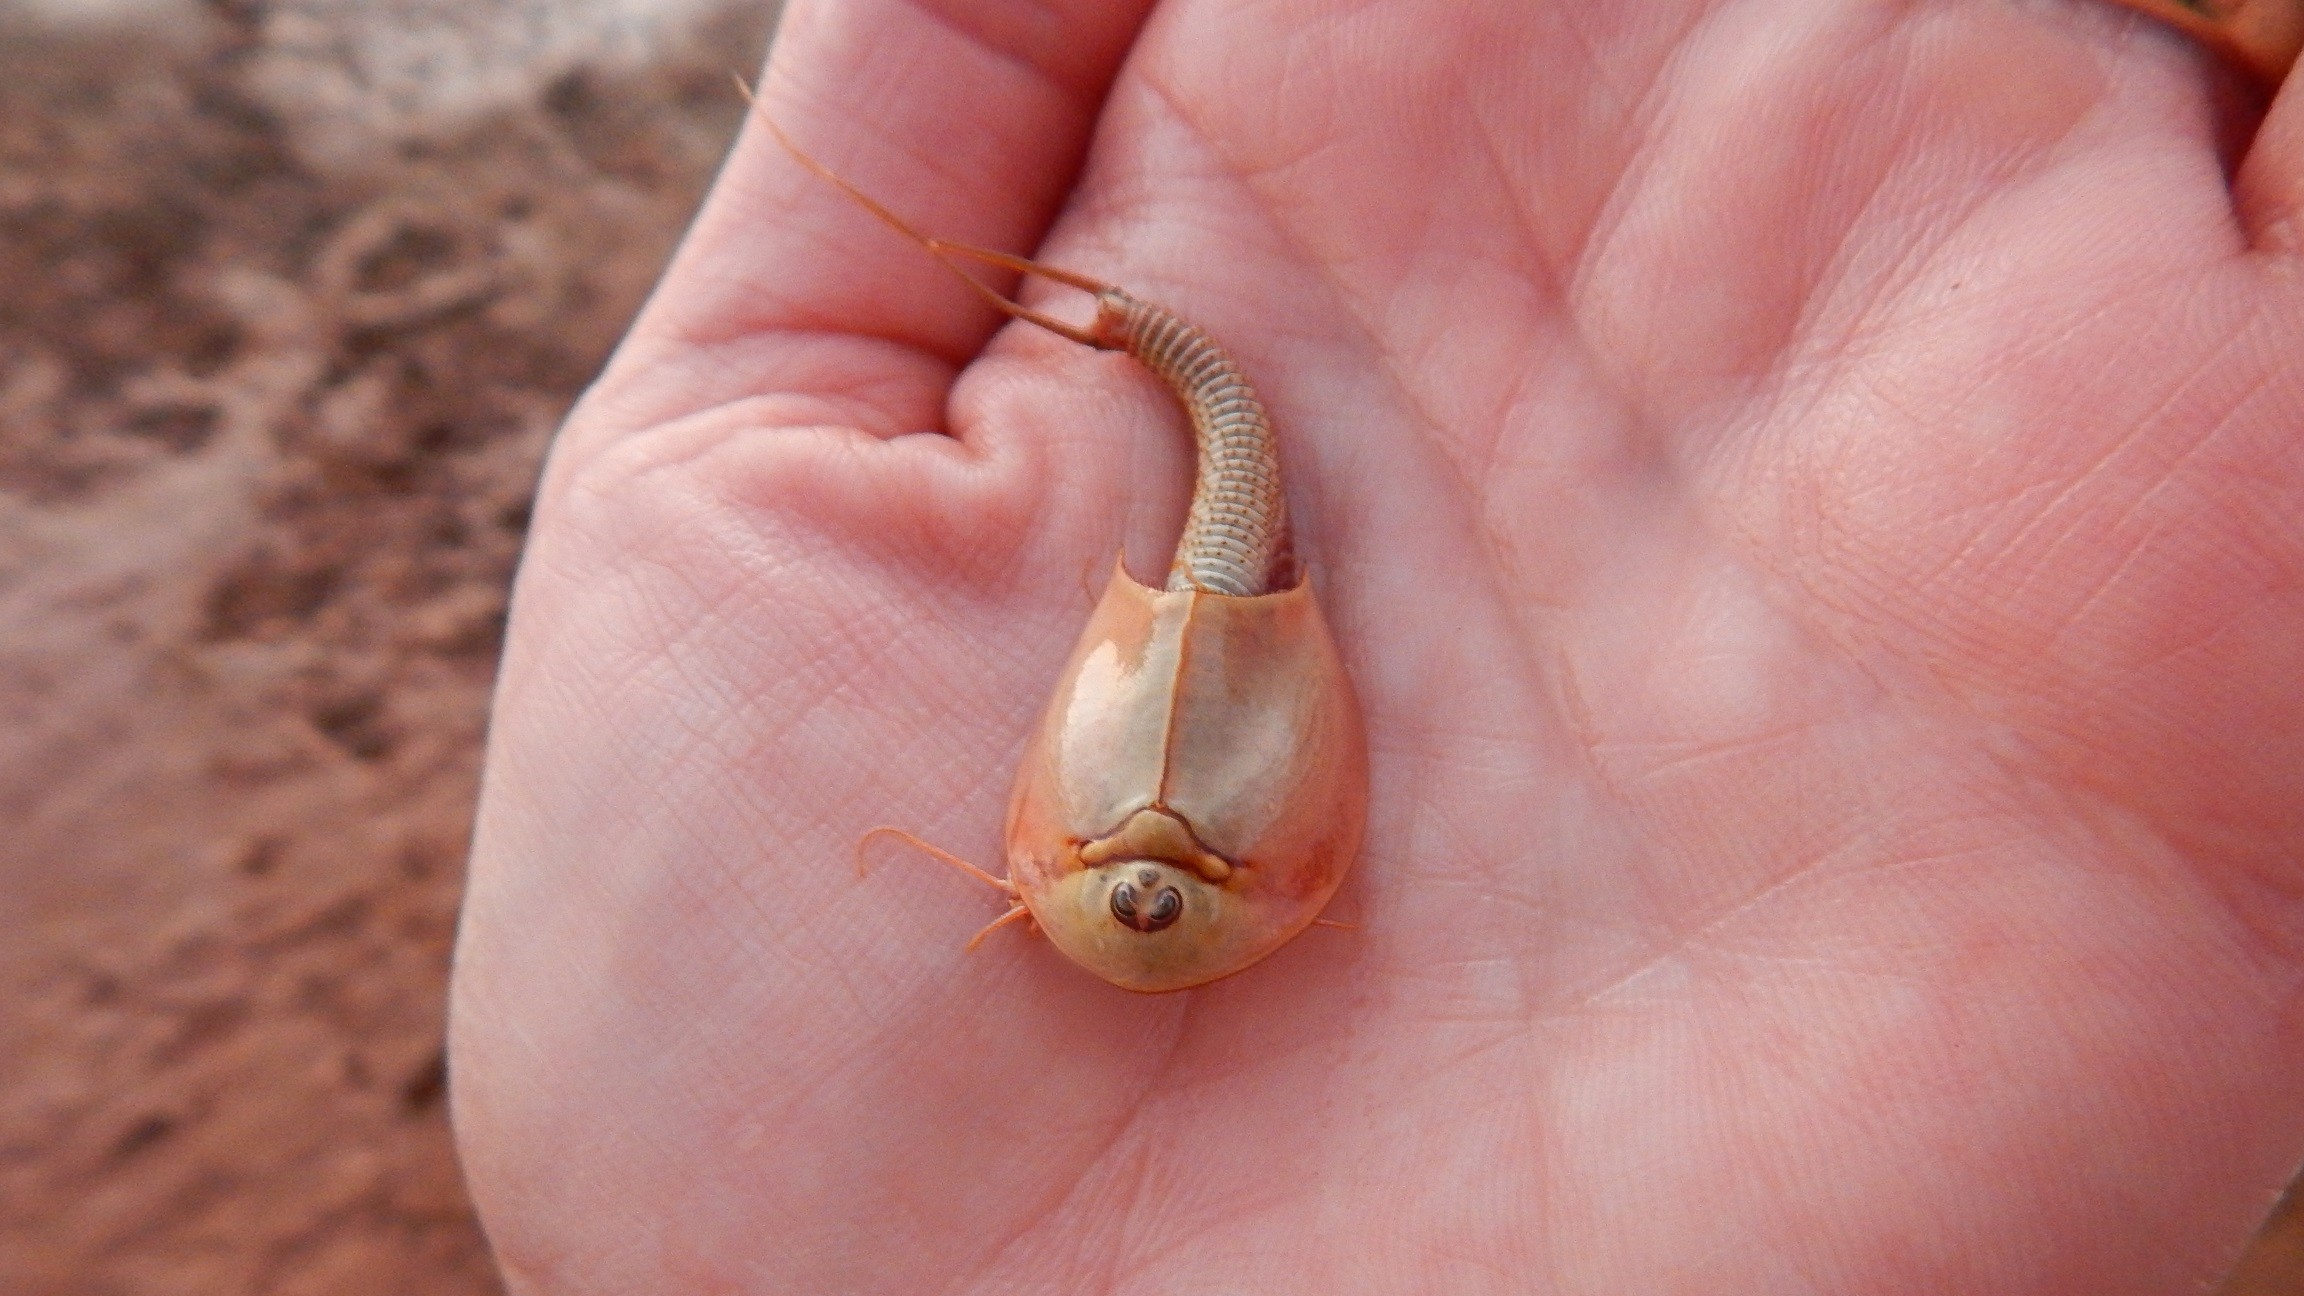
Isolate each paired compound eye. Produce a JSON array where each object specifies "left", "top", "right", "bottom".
[{"left": 1109, "top": 867, "right": 1183, "bottom": 933}]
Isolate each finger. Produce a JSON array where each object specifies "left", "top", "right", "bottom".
[
  {"left": 2237, "top": 60, "right": 2304, "bottom": 249},
  {"left": 2100, "top": 0, "right": 2304, "bottom": 83},
  {"left": 587, "top": 0, "right": 1157, "bottom": 440},
  {"left": 2072, "top": 0, "right": 2304, "bottom": 252}
]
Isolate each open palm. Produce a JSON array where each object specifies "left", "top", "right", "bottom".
[{"left": 449, "top": 1, "right": 2304, "bottom": 1290}]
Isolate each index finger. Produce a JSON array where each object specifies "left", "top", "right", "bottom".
[{"left": 581, "top": 0, "right": 1158, "bottom": 444}]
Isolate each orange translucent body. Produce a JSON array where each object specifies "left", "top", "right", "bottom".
[{"left": 1006, "top": 564, "right": 1367, "bottom": 992}]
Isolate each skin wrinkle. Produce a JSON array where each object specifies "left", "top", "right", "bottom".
[
  {"left": 1540, "top": 99, "right": 1710, "bottom": 484},
  {"left": 1560, "top": 2, "right": 1708, "bottom": 295},
  {"left": 658, "top": 883, "right": 880, "bottom": 1110},
  {"left": 1462, "top": 365, "right": 1572, "bottom": 558},
  {"left": 1698, "top": 943, "right": 1940, "bottom": 983},
  {"left": 1809, "top": 290, "right": 2106, "bottom": 523},
  {"left": 1529, "top": 545, "right": 1950, "bottom": 1031},
  {"left": 1868, "top": 321, "right": 2256, "bottom": 668},
  {"left": 1558, "top": 827, "right": 1893, "bottom": 1019},
  {"left": 661, "top": 234, "right": 998, "bottom": 367},
  {"left": 1127, "top": 72, "right": 1332, "bottom": 284},
  {"left": 2061, "top": 342, "right": 2277, "bottom": 566},
  {"left": 746, "top": 622, "right": 991, "bottom": 751},
  {"left": 1103, "top": 1131, "right": 1266, "bottom": 1296},
  {"left": 1411, "top": 809, "right": 1551, "bottom": 931},
  {"left": 1827, "top": 11, "right": 2112, "bottom": 327},
  {"left": 1403, "top": 946, "right": 1549, "bottom": 999},
  {"left": 891, "top": 0, "right": 1122, "bottom": 114},
  {"left": 741, "top": 889, "right": 890, "bottom": 1031},
  {"left": 1667, "top": 7, "right": 2117, "bottom": 476},
  {"left": 1787, "top": 290, "right": 2215, "bottom": 622},
  {"left": 1872, "top": 463, "right": 2086, "bottom": 610},
  {"left": 1949, "top": 701, "right": 2289, "bottom": 981},
  {"left": 583, "top": 629, "right": 745, "bottom": 775},
  {"left": 1600, "top": 722, "right": 1819, "bottom": 785},
  {"left": 586, "top": 359, "right": 944, "bottom": 454},
  {"left": 2094, "top": 807, "right": 2304, "bottom": 980},
  {"left": 1976, "top": 261, "right": 2171, "bottom": 387},
  {"left": 1826, "top": 824, "right": 2033, "bottom": 889},
  {"left": 688, "top": 440, "right": 1039, "bottom": 592},
  {"left": 642, "top": 632, "right": 793, "bottom": 763},
  {"left": 1011, "top": 1155, "right": 1144, "bottom": 1296},
  {"left": 1546, "top": 0, "right": 1646, "bottom": 126},
  {"left": 1761, "top": 107, "right": 2087, "bottom": 440},
  {"left": 2043, "top": 516, "right": 2225, "bottom": 668},
  {"left": 629, "top": 642, "right": 834, "bottom": 776},
  {"left": 1850, "top": 128, "right": 2220, "bottom": 391},
  {"left": 956, "top": 1016, "right": 1190, "bottom": 1296},
  {"left": 657, "top": 324, "right": 973, "bottom": 419},
  {"left": 1418, "top": 1012, "right": 1543, "bottom": 1085},
  {"left": 615, "top": 523, "right": 1037, "bottom": 850},
  {"left": 1863, "top": 471, "right": 2065, "bottom": 556},
  {"left": 1453, "top": 123, "right": 1588, "bottom": 494},
  {"left": 1382, "top": 691, "right": 1566, "bottom": 880},
  {"left": 1652, "top": 1025, "right": 1830, "bottom": 1290},
  {"left": 814, "top": 10, "right": 1098, "bottom": 195},
  {"left": 2045, "top": 294, "right": 2257, "bottom": 502},
  {"left": 2108, "top": 594, "right": 2264, "bottom": 687},
  {"left": 1462, "top": 107, "right": 1562, "bottom": 323},
  {"left": 549, "top": 399, "right": 898, "bottom": 523},
  {"left": 1702, "top": 26, "right": 1922, "bottom": 404}
]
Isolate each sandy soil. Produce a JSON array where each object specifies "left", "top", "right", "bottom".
[{"left": 0, "top": 2, "right": 769, "bottom": 1290}]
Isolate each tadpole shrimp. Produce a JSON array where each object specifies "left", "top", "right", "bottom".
[{"left": 745, "top": 86, "right": 1368, "bottom": 993}]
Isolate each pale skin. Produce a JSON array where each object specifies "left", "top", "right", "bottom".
[{"left": 447, "top": 0, "right": 2304, "bottom": 1291}]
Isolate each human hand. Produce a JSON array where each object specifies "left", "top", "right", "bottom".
[{"left": 450, "top": 2, "right": 2304, "bottom": 1290}]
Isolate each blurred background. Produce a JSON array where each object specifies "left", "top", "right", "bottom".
[
  {"left": 0, "top": 0, "right": 771, "bottom": 1289},
  {"left": 0, "top": 0, "right": 2298, "bottom": 1293}
]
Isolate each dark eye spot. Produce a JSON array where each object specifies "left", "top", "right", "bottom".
[{"left": 1110, "top": 876, "right": 1184, "bottom": 933}]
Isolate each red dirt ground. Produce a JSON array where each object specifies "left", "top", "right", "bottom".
[{"left": 0, "top": 3, "right": 767, "bottom": 1290}]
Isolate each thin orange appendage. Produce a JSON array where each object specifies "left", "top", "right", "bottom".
[
  {"left": 965, "top": 903, "right": 1034, "bottom": 952},
  {"left": 855, "top": 826, "right": 1014, "bottom": 896},
  {"left": 1310, "top": 917, "right": 1361, "bottom": 932},
  {"left": 731, "top": 74, "right": 1119, "bottom": 349},
  {"left": 924, "top": 237, "right": 1115, "bottom": 297}
]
